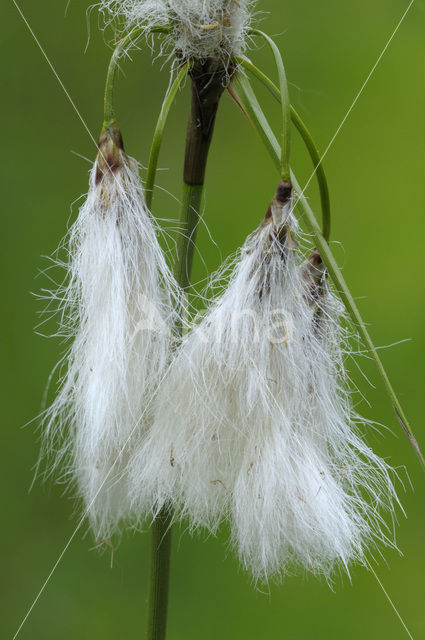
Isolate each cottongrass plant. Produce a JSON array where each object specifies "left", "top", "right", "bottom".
[
  {"left": 97, "top": 0, "right": 256, "bottom": 63},
  {"left": 26, "top": 3, "right": 421, "bottom": 636},
  {"left": 132, "top": 181, "right": 399, "bottom": 581},
  {"left": 42, "top": 125, "right": 182, "bottom": 537}
]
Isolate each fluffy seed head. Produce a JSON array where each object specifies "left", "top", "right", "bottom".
[
  {"left": 97, "top": 0, "right": 256, "bottom": 63},
  {"left": 131, "top": 182, "right": 399, "bottom": 582},
  {"left": 41, "top": 125, "right": 182, "bottom": 537}
]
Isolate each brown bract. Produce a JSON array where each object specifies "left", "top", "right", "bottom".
[{"left": 95, "top": 125, "right": 125, "bottom": 185}]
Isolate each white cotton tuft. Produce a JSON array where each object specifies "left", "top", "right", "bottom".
[
  {"left": 97, "top": 0, "right": 256, "bottom": 63},
  {"left": 131, "top": 180, "right": 400, "bottom": 581},
  {"left": 42, "top": 126, "right": 181, "bottom": 538}
]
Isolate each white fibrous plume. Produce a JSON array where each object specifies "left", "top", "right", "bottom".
[
  {"left": 132, "top": 180, "right": 399, "bottom": 581},
  {"left": 97, "top": 0, "right": 256, "bottom": 62},
  {"left": 42, "top": 126, "right": 181, "bottom": 537}
]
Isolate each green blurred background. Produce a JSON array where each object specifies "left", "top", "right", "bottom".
[{"left": 2, "top": 1, "right": 425, "bottom": 638}]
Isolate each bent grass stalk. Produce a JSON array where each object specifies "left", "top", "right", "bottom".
[
  {"left": 231, "top": 72, "right": 425, "bottom": 470},
  {"left": 248, "top": 29, "right": 291, "bottom": 180},
  {"left": 236, "top": 55, "right": 331, "bottom": 241},
  {"left": 145, "top": 63, "right": 191, "bottom": 209},
  {"left": 103, "top": 26, "right": 171, "bottom": 129}
]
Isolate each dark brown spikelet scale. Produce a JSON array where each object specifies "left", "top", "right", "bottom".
[
  {"left": 263, "top": 179, "right": 293, "bottom": 224},
  {"left": 275, "top": 179, "right": 293, "bottom": 206},
  {"left": 269, "top": 180, "right": 296, "bottom": 260},
  {"left": 95, "top": 125, "right": 125, "bottom": 186},
  {"left": 257, "top": 180, "right": 295, "bottom": 299}
]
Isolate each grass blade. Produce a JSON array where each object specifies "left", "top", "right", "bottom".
[
  {"left": 145, "top": 63, "right": 190, "bottom": 209},
  {"left": 236, "top": 55, "right": 331, "bottom": 241}
]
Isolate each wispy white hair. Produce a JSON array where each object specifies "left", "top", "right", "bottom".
[
  {"left": 131, "top": 181, "right": 399, "bottom": 581},
  {"left": 42, "top": 126, "right": 182, "bottom": 537},
  {"left": 97, "top": 0, "right": 256, "bottom": 63}
]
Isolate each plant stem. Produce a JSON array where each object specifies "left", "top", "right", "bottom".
[
  {"left": 175, "top": 59, "right": 226, "bottom": 290},
  {"left": 145, "top": 508, "right": 173, "bottom": 640},
  {"left": 175, "top": 183, "right": 204, "bottom": 290},
  {"left": 144, "top": 58, "right": 226, "bottom": 640}
]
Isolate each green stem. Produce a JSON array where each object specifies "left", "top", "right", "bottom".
[
  {"left": 145, "top": 508, "right": 173, "bottom": 640},
  {"left": 176, "top": 59, "right": 226, "bottom": 289},
  {"left": 145, "top": 63, "right": 190, "bottom": 210},
  {"left": 231, "top": 73, "right": 425, "bottom": 470},
  {"left": 144, "top": 59, "right": 226, "bottom": 640},
  {"left": 236, "top": 56, "right": 331, "bottom": 241},
  {"left": 248, "top": 29, "right": 291, "bottom": 181},
  {"left": 175, "top": 184, "right": 204, "bottom": 289},
  {"left": 144, "top": 66, "right": 190, "bottom": 640},
  {"left": 103, "top": 26, "right": 170, "bottom": 130}
]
